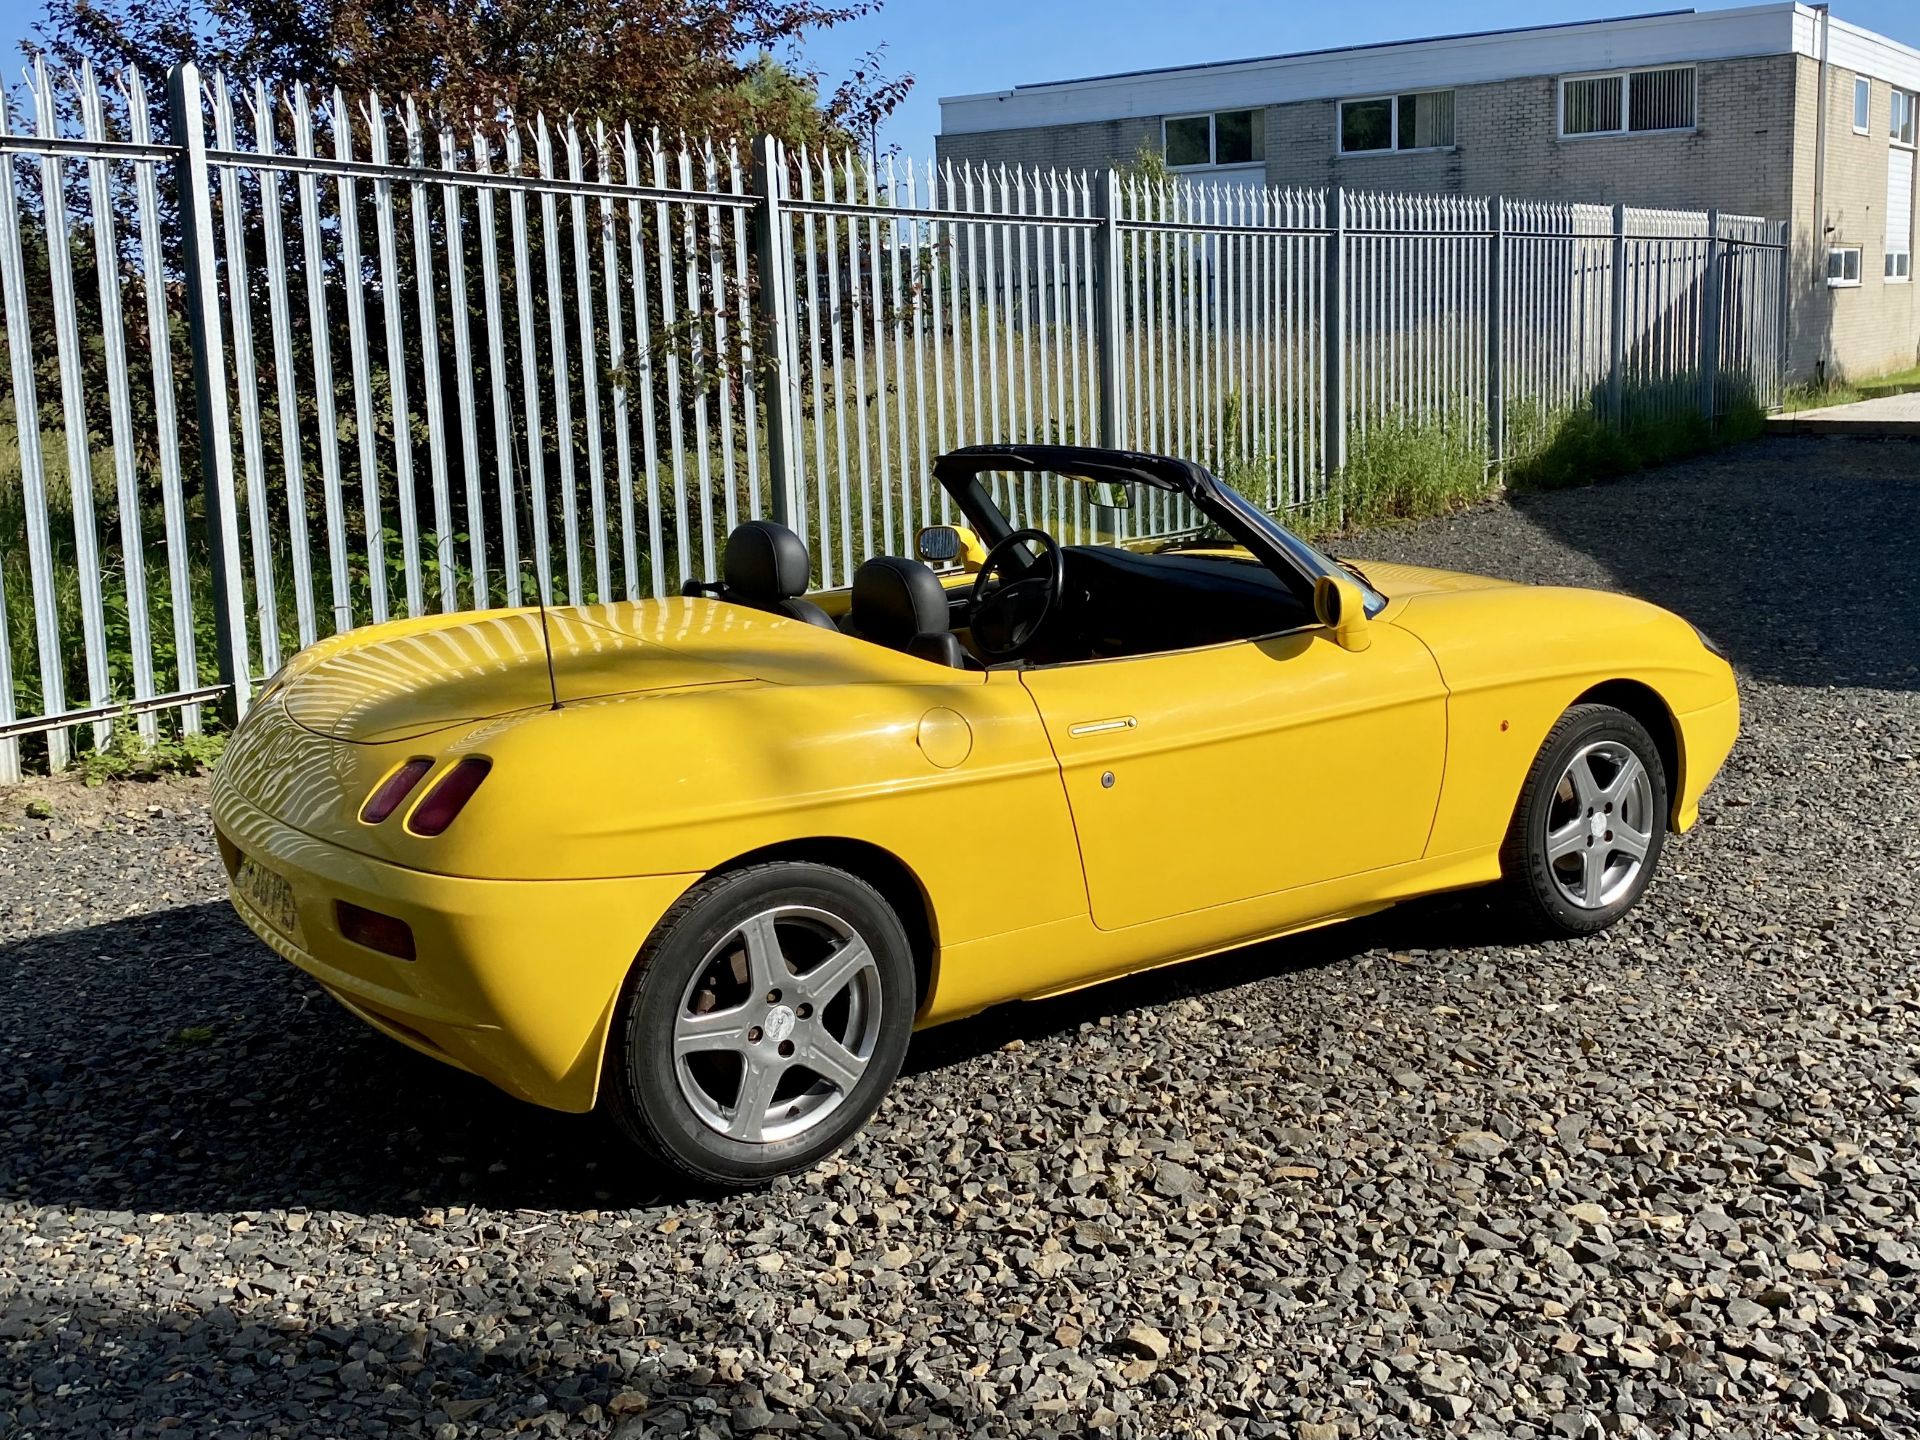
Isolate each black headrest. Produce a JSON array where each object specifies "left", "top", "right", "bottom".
[
  {"left": 850, "top": 556, "right": 949, "bottom": 649},
  {"left": 724, "top": 520, "right": 810, "bottom": 602}
]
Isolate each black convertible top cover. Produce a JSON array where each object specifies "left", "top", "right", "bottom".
[{"left": 932, "top": 443, "right": 1209, "bottom": 497}]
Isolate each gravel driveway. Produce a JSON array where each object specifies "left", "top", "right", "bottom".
[{"left": 3, "top": 436, "right": 1917, "bottom": 1440}]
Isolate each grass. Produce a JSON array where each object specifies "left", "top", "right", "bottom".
[
  {"left": 1336, "top": 417, "right": 1489, "bottom": 530},
  {"left": 1505, "top": 386, "right": 1764, "bottom": 494},
  {"left": 1778, "top": 361, "right": 1920, "bottom": 414}
]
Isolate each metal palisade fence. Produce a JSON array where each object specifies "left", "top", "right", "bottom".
[{"left": 0, "top": 61, "right": 1788, "bottom": 779}]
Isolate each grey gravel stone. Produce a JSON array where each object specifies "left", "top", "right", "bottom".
[{"left": 3, "top": 437, "right": 1918, "bottom": 1440}]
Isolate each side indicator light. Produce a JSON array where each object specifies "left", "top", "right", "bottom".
[
  {"left": 407, "top": 757, "right": 492, "bottom": 836},
  {"left": 360, "top": 757, "right": 434, "bottom": 824},
  {"left": 336, "top": 901, "right": 416, "bottom": 960}
]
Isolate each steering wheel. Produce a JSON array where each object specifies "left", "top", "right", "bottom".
[{"left": 968, "top": 528, "right": 1066, "bottom": 662}]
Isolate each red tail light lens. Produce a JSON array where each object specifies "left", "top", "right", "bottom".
[
  {"left": 360, "top": 757, "right": 434, "bottom": 824},
  {"left": 406, "top": 757, "right": 492, "bottom": 836},
  {"left": 336, "top": 901, "right": 416, "bottom": 960}
]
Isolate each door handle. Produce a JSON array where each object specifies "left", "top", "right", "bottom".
[{"left": 1067, "top": 716, "right": 1137, "bottom": 737}]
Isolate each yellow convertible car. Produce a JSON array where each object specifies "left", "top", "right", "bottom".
[{"left": 213, "top": 444, "right": 1739, "bottom": 1187}]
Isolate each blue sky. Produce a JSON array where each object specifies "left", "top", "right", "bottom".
[{"left": 0, "top": 0, "right": 1914, "bottom": 157}]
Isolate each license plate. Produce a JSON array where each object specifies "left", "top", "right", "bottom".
[{"left": 236, "top": 855, "right": 303, "bottom": 945}]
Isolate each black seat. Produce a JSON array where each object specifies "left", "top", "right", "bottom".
[
  {"left": 846, "top": 556, "right": 968, "bottom": 667},
  {"left": 710, "top": 520, "right": 835, "bottom": 629}
]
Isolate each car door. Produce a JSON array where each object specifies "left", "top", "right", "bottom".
[{"left": 1019, "top": 621, "right": 1448, "bottom": 931}]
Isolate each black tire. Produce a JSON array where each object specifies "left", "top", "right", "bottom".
[
  {"left": 603, "top": 861, "right": 914, "bottom": 1189},
  {"left": 1500, "top": 703, "right": 1669, "bottom": 937}
]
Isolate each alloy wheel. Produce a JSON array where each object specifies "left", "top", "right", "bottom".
[
  {"left": 672, "top": 905, "right": 883, "bottom": 1143},
  {"left": 1543, "top": 739, "right": 1656, "bottom": 910}
]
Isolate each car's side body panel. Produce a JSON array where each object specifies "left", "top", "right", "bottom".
[
  {"left": 1389, "top": 585, "right": 1739, "bottom": 855},
  {"left": 1018, "top": 623, "right": 1448, "bottom": 930}
]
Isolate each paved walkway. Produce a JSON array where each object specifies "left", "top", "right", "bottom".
[{"left": 1767, "top": 387, "right": 1920, "bottom": 435}]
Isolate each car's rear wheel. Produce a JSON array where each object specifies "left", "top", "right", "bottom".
[
  {"left": 604, "top": 861, "right": 914, "bottom": 1189},
  {"left": 1501, "top": 703, "right": 1668, "bottom": 936}
]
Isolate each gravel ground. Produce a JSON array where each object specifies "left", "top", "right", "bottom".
[{"left": 3, "top": 435, "right": 1918, "bottom": 1440}]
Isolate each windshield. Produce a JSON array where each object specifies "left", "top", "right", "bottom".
[{"left": 960, "top": 464, "right": 1386, "bottom": 616}]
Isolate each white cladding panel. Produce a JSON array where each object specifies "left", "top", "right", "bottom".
[{"left": 1889, "top": 148, "right": 1915, "bottom": 254}]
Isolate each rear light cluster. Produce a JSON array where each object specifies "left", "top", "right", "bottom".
[
  {"left": 358, "top": 756, "right": 492, "bottom": 836},
  {"left": 359, "top": 758, "right": 434, "bottom": 824},
  {"left": 408, "top": 758, "right": 492, "bottom": 836}
]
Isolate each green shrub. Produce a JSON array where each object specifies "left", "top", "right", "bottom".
[{"left": 1505, "top": 381, "right": 1763, "bottom": 493}]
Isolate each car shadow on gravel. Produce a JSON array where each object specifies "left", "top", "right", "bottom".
[
  {"left": 2, "top": 1293, "right": 890, "bottom": 1438},
  {"left": 1, "top": 891, "right": 1524, "bottom": 1218},
  {"left": 1500, "top": 438, "right": 1920, "bottom": 693},
  {"left": 903, "top": 889, "right": 1526, "bottom": 1077}
]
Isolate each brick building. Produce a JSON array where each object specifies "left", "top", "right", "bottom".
[{"left": 937, "top": 4, "right": 1920, "bottom": 381}]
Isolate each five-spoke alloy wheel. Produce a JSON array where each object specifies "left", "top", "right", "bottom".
[
  {"left": 606, "top": 863, "right": 914, "bottom": 1188},
  {"left": 1502, "top": 703, "right": 1669, "bottom": 936}
]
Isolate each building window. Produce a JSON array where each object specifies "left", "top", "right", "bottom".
[
  {"left": 1560, "top": 66, "right": 1696, "bottom": 137},
  {"left": 1854, "top": 77, "right": 1871, "bottom": 134},
  {"left": 1162, "top": 110, "right": 1264, "bottom": 169},
  {"left": 1893, "top": 89, "right": 1918, "bottom": 148},
  {"left": 1338, "top": 91, "right": 1456, "bottom": 154},
  {"left": 1889, "top": 251, "right": 1912, "bottom": 282},
  {"left": 1827, "top": 246, "right": 1863, "bottom": 287}
]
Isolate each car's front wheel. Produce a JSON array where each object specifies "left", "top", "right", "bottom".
[
  {"left": 604, "top": 861, "right": 915, "bottom": 1189},
  {"left": 1501, "top": 702, "right": 1668, "bottom": 936}
]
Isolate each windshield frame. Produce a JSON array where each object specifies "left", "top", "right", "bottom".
[{"left": 929, "top": 444, "right": 1386, "bottom": 616}]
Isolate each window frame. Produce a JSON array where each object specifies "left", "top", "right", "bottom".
[
  {"left": 1826, "top": 245, "right": 1864, "bottom": 288},
  {"left": 1335, "top": 89, "right": 1457, "bottom": 157},
  {"left": 1557, "top": 65, "right": 1697, "bottom": 139},
  {"left": 1854, "top": 76, "right": 1872, "bottom": 135},
  {"left": 1161, "top": 109, "right": 1264, "bottom": 171},
  {"left": 1892, "top": 88, "right": 1918, "bottom": 149},
  {"left": 1886, "top": 249, "right": 1911, "bottom": 283}
]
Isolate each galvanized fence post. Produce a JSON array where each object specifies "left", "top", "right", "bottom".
[
  {"left": 1323, "top": 185, "right": 1348, "bottom": 516},
  {"left": 1093, "top": 168, "right": 1125, "bottom": 449},
  {"left": 1607, "top": 201, "right": 1628, "bottom": 425},
  {"left": 1699, "top": 209, "right": 1722, "bottom": 424},
  {"left": 1486, "top": 197, "right": 1506, "bottom": 472},
  {"left": 750, "top": 135, "right": 799, "bottom": 529},
  {"left": 1775, "top": 220, "right": 1793, "bottom": 402},
  {"left": 165, "top": 62, "right": 252, "bottom": 718}
]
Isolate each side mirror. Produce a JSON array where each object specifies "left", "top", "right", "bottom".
[
  {"left": 1314, "top": 574, "right": 1371, "bottom": 653},
  {"left": 917, "top": 524, "right": 988, "bottom": 572}
]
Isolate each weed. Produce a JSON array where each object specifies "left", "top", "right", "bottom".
[
  {"left": 1338, "top": 417, "right": 1492, "bottom": 529},
  {"left": 73, "top": 711, "right": 226, "bottom": 787}
]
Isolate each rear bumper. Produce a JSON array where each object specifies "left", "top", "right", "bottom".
[
  {"left": 1674, "top": 689, "right": 1740, "bottom": 831},
  {"left": 213, "top": 786, "right": 694, "bottom": 1112}
]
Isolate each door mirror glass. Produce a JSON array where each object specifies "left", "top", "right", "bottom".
[
  {"left": 917, "top": 525, "right": 962, "bottom": 563},
  {"left": 917, "top": 524, "right": 989, "bottom": 571}
]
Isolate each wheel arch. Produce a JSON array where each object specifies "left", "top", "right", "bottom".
[
  {"left": 709, "top": 838, "right": 940, "bottom": 1017},
  {"left": 1572, "top": 679, "right": 1682, "bottom": 830}
]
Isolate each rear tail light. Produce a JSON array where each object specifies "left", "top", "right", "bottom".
[
  {"left": 360, "top": 757, "right": 434, "bottom": 824},
  {"left": 336, "top": 901, "right": 416, "bottom": 960},
  {"left": 406, "top": 757, "right": 492, "bottom": 836}
]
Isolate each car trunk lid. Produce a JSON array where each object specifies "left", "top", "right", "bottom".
[{"left": 283, "top": 606, "right": 755, "bottom": 743}]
